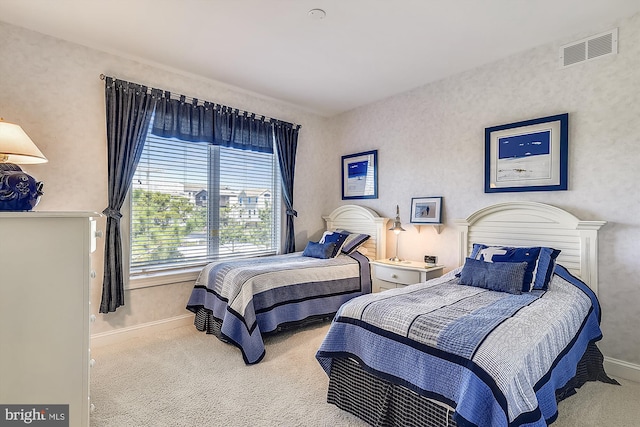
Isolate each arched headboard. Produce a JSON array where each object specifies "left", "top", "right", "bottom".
[
  {"left": 454, "top": 201, "right": 606, "bottom": 294},
  {"left": 323, "top": 205, "right": 389, "bottom": 260}
]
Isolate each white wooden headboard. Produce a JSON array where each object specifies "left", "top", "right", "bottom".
[
  {"left": 454, "top": 202, "right": 606, "bottom": 294},
  {"left": 323, "top": 205, "right": 389, "bottom": 260}
]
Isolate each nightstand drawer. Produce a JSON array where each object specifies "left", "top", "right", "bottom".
[{"left": 374, "top": 265, "right": 421, "bottom": 285}]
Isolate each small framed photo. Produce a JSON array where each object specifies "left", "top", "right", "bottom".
[
  {"left": 342, "top": 150, "right": 378, "bottom": 199},
  {"left": 410, "top": 197, "right": 442, "bottom": 224},
  {"left": 485, "top": 113, "right": 568, "bottom": 193}
]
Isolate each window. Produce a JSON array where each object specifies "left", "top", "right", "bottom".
[{"left": 130, "top": 130, "right": 281, "bottom": 275}]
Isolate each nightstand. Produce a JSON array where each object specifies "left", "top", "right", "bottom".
[{"left": 371, "top": 259, "right": 444, "bottom": 293}]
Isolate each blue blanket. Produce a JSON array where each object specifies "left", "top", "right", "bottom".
[
  {"left": 187, "top": 251, "right": 371, "bottom": 364},
  {"left": 316, "top": 265, "right": 603, "bottom": 426}
]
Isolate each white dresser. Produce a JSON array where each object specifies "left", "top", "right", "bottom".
[
  {"left": 371, "top": 259, "right": 444, "bottom": 292},
  {"left": 0, "top": 212, "right": 100, "bottom": 427}
]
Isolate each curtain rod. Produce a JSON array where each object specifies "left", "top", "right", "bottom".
[{"left": 99, "top": 74, "right": 300, "bottom": 129}]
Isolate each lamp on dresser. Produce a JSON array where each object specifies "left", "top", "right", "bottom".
[
  {"left": 0, "top": 118, "right": 47, "bottom": 211},
  {"left": 388, "top": 204, "right": 406, "bottom": 262}
]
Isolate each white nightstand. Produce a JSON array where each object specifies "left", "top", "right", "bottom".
[{"left": 370, "top": 259, "right": 445, "bottom": 293}]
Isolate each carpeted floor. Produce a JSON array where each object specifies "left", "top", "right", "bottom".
[{"left": 90, "top": 322, "right": 639, "bottom": 427}]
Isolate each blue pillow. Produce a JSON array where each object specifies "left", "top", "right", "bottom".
[
  {"left": 470, "top": 244, "right": 541, "bottom": 292},
  {"left": 532, "top": 247, "right": 561, "bottom": 290},
  {"left": 302, "top": 241, "right": 336, "bottom": 259},
  {"left": 458, "top": 258, "right": 527, "bottom": 294},
  {"left": 470, "top": 244, "right": 561, "bottom": 291},
  {"left": 320, "top": 232, "right": 349, "bottom": 257},
  {"left": 335, "top": 229, "right": 370, "bottom": 254}
]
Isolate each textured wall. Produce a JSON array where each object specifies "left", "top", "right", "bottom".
[{"left": 329, "top": 13, "right": 640, "bottom": 365}]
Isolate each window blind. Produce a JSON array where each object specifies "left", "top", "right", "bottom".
[{"left": 130, "top": 132, "right": 280, "bottom": 274}]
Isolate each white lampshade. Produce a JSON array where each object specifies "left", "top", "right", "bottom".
[{"left": 0, "top": 120, "right": 48, "bottom": 164}]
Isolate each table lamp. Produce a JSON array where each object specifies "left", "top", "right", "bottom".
[
  {"left": 389, "top": 205, "right": 406, "bottom": 262},
  {"left": 0, "top": 119, "right": 47, "bottom": 211}
]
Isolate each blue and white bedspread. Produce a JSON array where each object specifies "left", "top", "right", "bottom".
[
  {"left": 187, "top": 251, "right": 371, "bottom": 364},
  {"left": 316, "top": 264, "right": 603, "bottom": 427}
]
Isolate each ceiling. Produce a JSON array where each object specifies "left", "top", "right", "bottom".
[{"left": 1, "top": 1, "right": 639, "bottom": 117}]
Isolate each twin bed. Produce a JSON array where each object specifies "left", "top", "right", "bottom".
[
  {"left": 186, "top": 204, "right": 388, "bottom": 364},
  {"left": 186, "top": 201, "right": 616, "bottom": 426},
  {"left": 316, "top": 201, "right": 617, "bottom": 427}
]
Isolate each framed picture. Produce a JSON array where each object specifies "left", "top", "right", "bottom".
[
  {"left": 484, "top": 113, "right": 568, "bottom": 193},
  {"left": 410, "top": 197, "right": 442, "bottom": 224},
  {"left": 342, "top": 150, "right": 378, "bottom": 199}
]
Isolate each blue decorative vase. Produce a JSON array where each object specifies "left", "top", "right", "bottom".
[{"left": 0, "top": 163, "right": 43, "bottom": 211}]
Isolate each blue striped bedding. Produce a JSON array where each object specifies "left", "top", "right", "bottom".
[
  {"left": 316, "top": 264, "right": 604, "bottom": 426},
  {"left": 186, "top": 251, "right": 371, "bottom": 364}
]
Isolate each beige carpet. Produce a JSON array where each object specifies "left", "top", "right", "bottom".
[{"left": 90, "top": 322, "right": 639, "bottom": 427}]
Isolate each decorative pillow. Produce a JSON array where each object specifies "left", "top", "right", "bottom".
[
  {"left": 302, "top": 241, "right": 336, "bottom": 259},
  {"left": 319, "top": 231, "right": 349, "bottom": 257},
  {"left": 470, "top": 243, "right": 561, "bottom": 291},
  {"left": 334, "top": 229, "right": 370, "bottom": 254},
  {"left": 469, "top": 244, "right": 541, "bottom": 292},
  {"left": 532, "top": 247, "right": 561, "bottom": 290},
  {"left": 458, "top": 257, "right": 527, "bottom": 295}
]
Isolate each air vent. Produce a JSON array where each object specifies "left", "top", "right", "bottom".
[{"left": 560, "top": 28, "right": 618, "bottom": 68}]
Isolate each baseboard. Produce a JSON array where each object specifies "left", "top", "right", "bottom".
[
  {"left": 90, "top": 314, "right": 194, "bottom": 348},
  {"left": 604, "top": 356, "right": 640, "bottom": 383}
]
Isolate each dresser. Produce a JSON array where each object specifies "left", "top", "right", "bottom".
[
  {"left": 0, "top": 212, "right": 100, "bottom": 427},
  {"left": 371, "top": 259, "right": 444, "bottom": 292}
]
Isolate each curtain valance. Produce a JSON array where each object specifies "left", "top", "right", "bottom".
[
  {"left": 101, "top": 75, "right": 299, "bottom": 153},
  {"left": 152, "top": 95, "right": 215, "bottom": 143},
  {"left": 152, "top": 95, "right": 279, "bottom": 153}
]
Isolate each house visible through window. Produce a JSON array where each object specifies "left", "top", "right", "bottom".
[{"left": 130, "top": 130, "right": 281, "bottom": 274}]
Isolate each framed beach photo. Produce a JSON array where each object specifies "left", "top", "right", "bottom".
[
  {"left": 410, "top": 197, "right": 442, "bottom": 224},
  {"left": 342, "top": 150, "right": 378, "bottom": 199},
  {"left": 484, "top": 113, "right": 568, "bottom": 193}
]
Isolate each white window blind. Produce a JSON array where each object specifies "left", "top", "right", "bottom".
[{"left": 130, "top": 132, "right": 281, "bottom": 274}]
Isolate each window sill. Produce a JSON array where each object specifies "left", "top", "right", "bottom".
[{"left": 128, "top": 267, "right": 202, "bottom": 290}]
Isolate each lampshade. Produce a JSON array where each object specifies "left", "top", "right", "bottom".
[{"left": 0, "top": 119, "right": 48, "bottom": 164}]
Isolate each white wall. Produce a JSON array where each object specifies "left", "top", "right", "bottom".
[
  {"left": 1, "top": 10, "right": 638, "bottom": 371},
  {"left": 329, "top": 13, "right": 640, "bottom": 367}
]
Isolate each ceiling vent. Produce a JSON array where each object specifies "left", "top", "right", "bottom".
[{"left": 559, "top": 28, "right": 618, "bottom": 68}]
